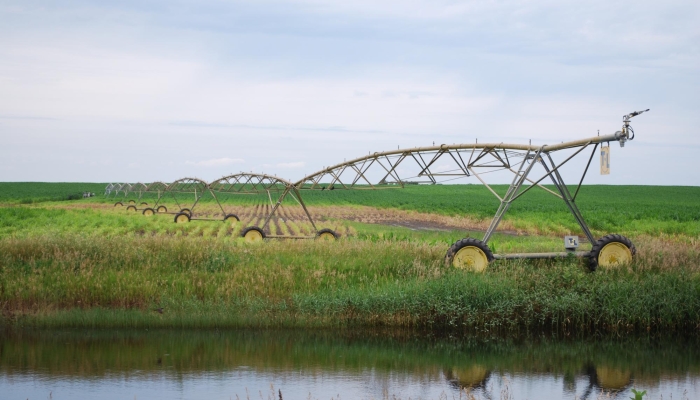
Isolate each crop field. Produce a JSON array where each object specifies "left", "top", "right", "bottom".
[
  {"left": 0, "top": 182, "right": 107, "bottom": 204},
  {"left": 0, "top": 182, "right": 699, "bottom": 335}
]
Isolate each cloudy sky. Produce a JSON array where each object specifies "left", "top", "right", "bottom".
[{"left": 1, "top": 0, "right": 698, "bottom": 185}]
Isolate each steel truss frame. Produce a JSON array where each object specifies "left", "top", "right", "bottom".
[
  {"left": 104, "top": 183, "right": 116, "bottom": 196},
  {"left": 209, "top": 173, "right": 319, "bottom": 238},
  {"left": 292, "top": 110, "right": 647, "bottom": 260},
  {"left": 117, "top": 183, "right": 133, "bottom": 197},
  {"left": 151, "top": 177, "right": 227, "bottom": 220},
  {"left": 108, "top": 183, "right": 128, "bottom": 198},
  {"left": 123, "top": 182, "right": 148, "bottom": 204},
  {"left": 126, "top": 182, "right": 166, "bottom": 210}
]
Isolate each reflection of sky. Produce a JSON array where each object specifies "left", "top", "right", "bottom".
[
  {"left": 2, "top": 370, "right": 699, "bottom": 400},
  {"left": 1, "top": 1, "right": 698, "bottom": 185}
]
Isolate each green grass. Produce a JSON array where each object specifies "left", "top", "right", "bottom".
[
  {"left": 2, "top": 232, "right": 699, "bottom": 334},
  {"left": 3, "top": 183, "right": 699, "bottom": 237},
  {"left": 297, "top": 185, "right": 700, "bottom": 237},
  {"left": 0, "top": 182, "right": 107, "bottom": 204},
  {"left": 1, "top": 183, "right": 699, "bottom": 334}
]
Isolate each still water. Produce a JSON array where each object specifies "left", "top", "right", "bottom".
[{"left": 1, "top": 329, "right": 699, "bottom": 400}]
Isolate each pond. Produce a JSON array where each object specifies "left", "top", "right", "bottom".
[{"left": 1, "top": 329, "right": 698, "bottom": 400}]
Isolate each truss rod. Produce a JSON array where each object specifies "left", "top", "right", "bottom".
[
  {"left": 541, "top": 153, "right": 596, "bottom": 244},
  {"left": 573, "top": 143, "right": 599, "bottom": 202},
  {"left": 509, "top": 143, "right": 591, "bottom": 203},
  {"left": 483, "top": 147, "right": 542, "bottom": 243},
  {"left": 506, "top": 167, "right": 562, "bottom": 199},
  {"left": 468, "top": 167, "right": 502, "bottom": 201}
]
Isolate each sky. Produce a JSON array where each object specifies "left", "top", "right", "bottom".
[{"left": 1, "top": 0, "right": 698, "bottom": 185}]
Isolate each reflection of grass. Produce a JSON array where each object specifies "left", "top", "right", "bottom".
[{"left": 1, "top": 329, "right": 698, "bottom": 395}]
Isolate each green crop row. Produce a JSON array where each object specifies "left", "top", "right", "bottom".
[{"left": 3, "top": 182, "right": 699, "bottom": 237}]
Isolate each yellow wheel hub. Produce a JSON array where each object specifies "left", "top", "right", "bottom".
[
  {"left": 244, "top": 230, "right": 263, "bottom": 242},
  {"left": 453, "top": 246, "right": 488, "bottom": 272},
  {"left": 143, "top": 209, "right": 154, "bottom": 216},
  {"left": 318, "top": 232, "right": 336, "bottom": 241},
  {"left": 175, "top": 214, "right": 189, "bottom": 223},
  {"left": 598, "top": 242, "right": 633, "bottom": 267},
  {"left": 157, "top": 206, "right": 167, "bottom": 213},
  {"left": 126, "top": 206, "right": 137, "bottom": 212}
]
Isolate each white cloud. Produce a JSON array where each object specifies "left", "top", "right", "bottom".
[{"left": 185, "top": 158, "right": 245, "bottom": 167}]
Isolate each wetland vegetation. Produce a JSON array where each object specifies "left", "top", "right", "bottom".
[{"left": 0, "top": 183, "right": 699, "bottom": 335}]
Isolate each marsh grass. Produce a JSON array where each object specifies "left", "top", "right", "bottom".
[
  {"left": 2, "top": 231, "right": 699, "bottom": 333},
  {"left": 1, "top": 183, "right": 699, "bottom": 332}
]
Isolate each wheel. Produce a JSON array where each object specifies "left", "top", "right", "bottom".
[
  {"left": 156, "top": 205, "right": 168, "bottom": 213},
  {"left": 180, "top": 208, "right": 191, "bottom": 216},
  {"left": 126, "top": 205, "right": 137, "bottom": 212},
  {"left": 316, "top": 228, "right": 339, "bottom": 241},
  {"left": 174, "top": 212, "right": 190, "bottom": 223},
  {"left": 128, "top": 200, "right": 136, "bottom": 204},
  {"left": 142, "top": 208, "right": 155, "bottom": 216},
  {"left": 588, "top": 234, "right": 636, "bottom": 271},
  {"left": 241, "top": 226, "right": 265, "bottom": 242},
  {"left": 114, "top": 202, "right": 123, "bottom": 207},
  {"left": 445, "top": 238, "right": 494, "bottom": 272},
  {"left": 140, "top": 202, "right": 148, "bottom": 206},
  {"left": 224, "top": 214, "right": 240, "bottom": 222}
]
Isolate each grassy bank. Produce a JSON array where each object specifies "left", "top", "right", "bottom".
[
  {"left": 1, "top": 183, "right": 699, "bottom": 334},
  {"left": 2, "top": 233, "right": 699, "bottom": 334}
]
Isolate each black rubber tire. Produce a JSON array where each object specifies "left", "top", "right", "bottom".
[
  {"left": 316, "top": 228, "right": 339, "bottom": 240},
  {"left": 140, "top": 202, "right": 148, "bottom": 206},
  {"left": 224, "top": 214, "right": 240, "bottom": 222},
  {"left": 114, "top": 202, "right": 123, "bottom": 207},
  {"left": 126, "top": 205, "right": 137, "bottom": 212},
  {"left": 128, "top": 200, "right": 136, "bottom": 204},
  {"left": 445, "top": 238, "right": 494, "bottom": 268},
  {"left": 241, "top": 226, "right": 265, "bottom": 240},
  {"left": 174, "top": 212, "right": 191, "bottom": 223},
  {"left": 588, "top": 234, "right": 636, "bottom": 272},
  {"left": 180, "top": 208, "right": 191, "bottom": 216},
  {"left": 142, "top": 208, "right": 155, "bottom": 216},
  {"left": 156, "top": 206, "right": 168, "bottom": 213}
]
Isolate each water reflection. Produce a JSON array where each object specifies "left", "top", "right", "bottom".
[
  {"left": 1, "top": 329, "right": 698, "bottom": 399},
  {"left": 445, "top": 361, "right": 640, "bottom": 399},
  {"left": 445, "top": 365, "right": 492, "bottom": 399}
]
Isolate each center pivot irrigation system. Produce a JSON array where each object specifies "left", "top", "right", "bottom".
[
  {"left": 108, "top": 110, "right": 647, "bottom": 271},
  {"left": 291, "top": 109, "right": 649, "bottom": 271}
]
